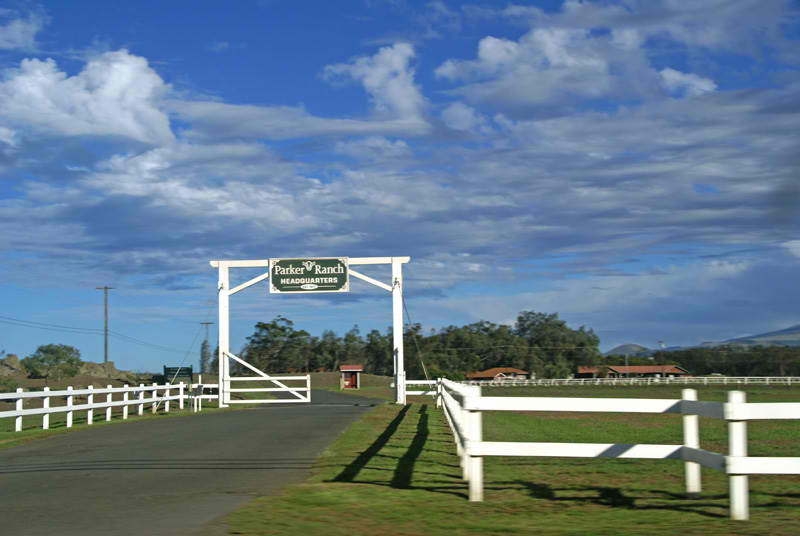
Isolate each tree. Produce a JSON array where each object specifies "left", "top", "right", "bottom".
[
  {"left": 210, "top": 345, "right": 219, "bottom": 376},
  {"left": 199, "top": 340, "right": 211, "bottom": 374},
  {"left": 22, "top": 344, "right": 82, "bottom": 384},
  {"left": 514, "top": 311, "right": 600, "bottom": 376},
  {"left": 242, "top": 316, "right": 310, "bottom": 373}
]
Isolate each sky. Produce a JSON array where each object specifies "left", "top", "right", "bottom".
[{"left": 0, "top": 0, "right": 799, "bottom": 373}]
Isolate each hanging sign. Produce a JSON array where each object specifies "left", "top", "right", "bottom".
[{"left": 269, "top": 257, "right": 349, "bottom": 293}]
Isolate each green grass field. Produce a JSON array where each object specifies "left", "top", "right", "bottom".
[{"left": 227, "top": 384, "right": 800, "bottom": 536}]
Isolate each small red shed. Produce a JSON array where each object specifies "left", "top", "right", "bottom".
[{"left": 339, "top": 364, "right": 363, "bottom": 389}]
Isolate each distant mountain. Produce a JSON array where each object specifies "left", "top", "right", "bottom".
[
  {"left": 604, "top": 344, "right": 649, "bottom": 357},
  {"left": 603, "top": 324, "right": 800, "bottom": 356},
  {"left": 723, "top": 324, "right": 800, "bottom": 347}
]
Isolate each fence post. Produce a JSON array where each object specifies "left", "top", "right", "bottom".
[
  {"left": 42, "top": 386, "right": 50, "bottom": 430},
  {"left": 66, "top": 386, "right": 73, "bottom": 428},
  {"left": 138, "top": 383, "right": 144, "bottom": 416},
  {"left": 461, "top": 392, "right": 470, "bottom": 482},
  {"left": 123, "top": 386, "right": 129, "bottom": 420},
  {"left": 152, "top": 383, "right": 158, "bottom": 414},
  {"left": 179, "top": 382, "right": 184, "bottom": 410},
  {"left": 15, "top": 388, "right": 23, "bottom": 432},
  {"left": 307, "top": 375, "right": 312, "bottom": 403},
  {"left": 728, "top": 390, "right": 749, "bottom": 520},
  {"left": 87, "top": 385, "right": 94, "bottom": 425},
  {"left": 106, "top": 385, "right": 113, "bottom": 421},
  {"left": 165, "top": 385, "right": 171, "bottom": 413},
  {"left": 468, "top": 403, "right": 484, "bottom": 502},
  {"left": 682, "top": 388, "right": 701, "bottom": 496}
]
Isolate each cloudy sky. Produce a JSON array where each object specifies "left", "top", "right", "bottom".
[{"left": 1, "top": 1, "right": 799, "bottom": 372}]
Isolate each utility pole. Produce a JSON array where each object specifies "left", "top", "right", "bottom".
[
  {"left": 200, "top": 322, "right": 214, "bottom": 343},
  {"left": 96, "top": 286, "right": 114, "bottom": 367}
]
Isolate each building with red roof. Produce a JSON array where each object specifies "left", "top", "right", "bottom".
[
  {"left": 465, "top": 367, "right": 530, "bottom": 381},
  {"left": 576, "top": 365, "right": 688, "bottom": 378},
  {"left": 339, "top": 364, "right": 363, "bottom": 389}
]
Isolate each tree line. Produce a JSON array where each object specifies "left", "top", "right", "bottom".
[{"left": 230, "top": 311, "right": 602, "bottom": 379}]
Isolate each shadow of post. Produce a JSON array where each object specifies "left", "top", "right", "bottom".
[
  {"left": 332, "top": 404, "right": 410, "bottom": 482},
  {"left": 390, "top": 405, "right": 429, "bottom": 489}
]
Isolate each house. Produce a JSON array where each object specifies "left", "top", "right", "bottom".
[
  {"left": 576, "top": 365, "right": 689, "bottom": 378},
  {"left": 466, "top": 367, "right": 530, "bottom": 381},
  {"left": 339, "top": 364, "right": 363, "bottom": 389}
]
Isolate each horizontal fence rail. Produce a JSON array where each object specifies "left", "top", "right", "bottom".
[
  {"left": 431, "top": 377, "right": 800, "bottom": 521},
  {"left": 1, "top": 373, "right": 315, "bottom": 428},
  {"left": 460, "top": 376, "right": 800, "bottom": 387},
  {"left": 0, "top": 383, "right": 189, "bottom": 432},
  {"left": 225, "top": 374, "right": 311, "bottom": 404}
]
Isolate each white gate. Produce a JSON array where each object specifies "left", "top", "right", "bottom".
[
  {"left": 223, "top": 351, "right": 311, "bottom": 404},
  {"left": 210, "top": 256, "right": 410, "bottom": 407}
]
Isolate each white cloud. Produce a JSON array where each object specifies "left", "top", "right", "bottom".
[
  {"left": 783, "top": 240, "right": 800, "bottom": 258},
  {"left": 660, "top": 67, "right": 717, "bottom": 97},
  {"left": 208, "top": 41, "right": 229, "bottom": 52},
  {"left": 434, "top": 27, "right": 648, "bottom": 112},
  {"left": 323, "top": 43, "right": 427, "bottom": 121},
  {"left": 0, "top": 9, "right": 46, "bottom": 50},
  {"left": 440, "top": 102, "right": 490, "bottom": 133},
  {"left": 334, "top": 136, "right": 411, "bottom": 159},
  {"left": 0, "top": 50, "right": 173, "bottom": 144},
  {"left": 173, "top": 99, "right": 430, "bottom": 140},
  {"left": 0, "top": 125, "right": 16, "bottom": 147},
  {"left": 502, "top": 0, "right": 791, "bottom": 54}
]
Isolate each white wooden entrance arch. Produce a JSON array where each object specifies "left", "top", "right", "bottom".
[{"left": 210, "top": 256, "right": 410, "bottom": 406}]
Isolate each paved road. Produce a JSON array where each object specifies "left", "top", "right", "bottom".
[{"left": 0, "top": 390, "right": 380, "bottom": 536}]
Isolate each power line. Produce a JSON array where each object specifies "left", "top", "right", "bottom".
[
  {"left": 0, "top": 315, "right": 104, "bottom": 335},
  {"left": 0, "top": 314, "right": 194, "bottom": 355}
]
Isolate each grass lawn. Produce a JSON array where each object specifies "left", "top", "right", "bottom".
[{"left": 227, "top": 384, "right": 800, "bottom": 536}]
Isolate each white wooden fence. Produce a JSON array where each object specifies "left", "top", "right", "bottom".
[
  {"left": 435, "top": 377, "right": 800, "bottom": 520},
  {"left": 461, "top": 376, "right": 800, "bottom": 387},
  {"left": 1, "top": 372, "right": 314, "bottom": 431},
  {"left": 1, "top": 383, "right": 190, "bottom": 432}
]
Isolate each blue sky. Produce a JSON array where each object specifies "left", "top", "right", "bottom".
[{"left": 1, "top": 1, "right": 799, "bottom": 373}]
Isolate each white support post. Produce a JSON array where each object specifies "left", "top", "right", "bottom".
[
  {"left": 468, "top": 407, "right": 484, "bottom": 502},
  {"left": 42, "top": 387, "right": 50, "bottom": 430},
  {"left": 682, "top": 388, "right": 701, "bottom": 496},
  {"left": 306, "top": 375, "right": 311, "bottom": 403},
  {"left": 106, "top": 385, "right": 113, "bottom": 421},
  {"left": 165, "top": 385, "right": 171, "bottom": 413},
  {"left": 87, "top": 385, "right": 94, "bottom": 425},
  {"left": 123, "top": 386, "right": 129, "bottom": 420},
  {"left": 152, "top": 383, "right": 158, "bottom": 414},
  {"left": 728, "top": 390, "right": 749, "bottom": 520},
  {"left": 179, "top": 382, "right": 185, "bottom": 410},
  {"left": 66, "top": 386, "right": 73, "bottom": 428},
  {"left": 461, "top": 396, "right": 470, "bottom": 482},
  {"left": 15, "top": 388, "right": 22, "bottom": 432},
  {"left": 138, "top": 383, "right": 144, "bottom": 416},
  {"left": 218, "top": 264, "right": 230, "bottom": 408},
  {"left": 392, "top": 258, "right": 405, "bottom": 405}
]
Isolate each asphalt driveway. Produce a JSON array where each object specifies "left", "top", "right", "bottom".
[{"left": 0, "top": 390, "right": 380, "bottom": 536}]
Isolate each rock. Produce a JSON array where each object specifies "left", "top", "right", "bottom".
[{"left": 0, "top": 354, "right": 23, "bottom": 377}]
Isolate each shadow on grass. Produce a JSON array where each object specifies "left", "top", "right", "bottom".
[
  {"left": 329, "top": 404, "right": 468, "bottom": 499},
  {"left": 391, "top": 405, "right": 429, "bottom": 489},
  {"left": 514, "top": 481, "right": 729, "bottom": 518},
  {"left": 332, "top": 404, "right": 411, "bottom": 482}
]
